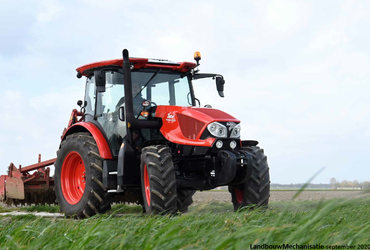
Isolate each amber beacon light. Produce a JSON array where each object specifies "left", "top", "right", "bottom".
[{"left": 194, "top": 51, "right": 201, "bottom": 65}]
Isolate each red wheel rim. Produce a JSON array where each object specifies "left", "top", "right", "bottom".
[
  {"left": 235, "top": 188, "right": 244, "bottom": 204},
  {"left": 61, "top": 151, "right": 86, "bottom": 205},
  {"left": 144, "top": 164, "right": 151, "bottom": 206}
]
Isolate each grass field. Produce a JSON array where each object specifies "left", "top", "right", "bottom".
[
  {"left": 1, "top": 198, "right": 370, "bottom": 249},
  {"left": 212, "top": 189, "right": 368, "bottom": 191}
]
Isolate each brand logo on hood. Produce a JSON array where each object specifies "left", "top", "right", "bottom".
[
  {"left": 226, "top": 122, "right": 236, "bottom": 131},
  {"left": 166, "top": 112, "right": 176, "bottom": 123}
]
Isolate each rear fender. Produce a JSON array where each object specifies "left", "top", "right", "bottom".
[{"left": 61, "top": 122, "right": 113, "bottom": 159}]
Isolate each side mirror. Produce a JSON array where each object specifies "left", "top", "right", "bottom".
[
  {"left": 119, "top": 106, "right": 125, "bottom": 121},
  {"left": 77, "top": 100, "right": 83, "bottom": 107},
  {"left": 94, "top": 70, "right": 106, "bottom": 92},
  {"left": 215, "top": 76, "right": 225, "bottom": 97}
]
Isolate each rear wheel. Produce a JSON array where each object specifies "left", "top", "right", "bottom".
[
  {"left": 55, "top": 132, "right": 112, "bottom": 218},
  {"left": 229, "top": 146, "right": 270, "bottom": 211},
  {"left": 140, "top": 145, "right": 177, "bottom": 214}
]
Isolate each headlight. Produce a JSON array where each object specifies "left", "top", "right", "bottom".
[
  {"left": 207, "top": 122, "right": 227, "bottom": 138},
  {"left": 230, "top": 124, "right": 241, "bottom": 138}
]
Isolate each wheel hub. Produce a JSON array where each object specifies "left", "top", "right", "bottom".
[
  {"left": 61, "top": 151, "right": 86, "bottom": 205},
  {"left": 143, "top": 164, "right": 151, "bottom": 206},
  {"left": 235, "top": 187, "right": 244, "bottom": 204}
]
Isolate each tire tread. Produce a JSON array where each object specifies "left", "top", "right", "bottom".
[
  {"left": 141, "top": 145, "right": 177, "bottom": 214},
  {"left": 230, "top": 146, "right": 270, "bottom": 211}
]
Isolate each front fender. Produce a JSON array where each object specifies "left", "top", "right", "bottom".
[{"left": 61, "top": 122, "right": 113, "bottom": 159}]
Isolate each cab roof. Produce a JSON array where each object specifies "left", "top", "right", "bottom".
[{"left": 76, "top": 58, "right": 197, "bottom": 77}]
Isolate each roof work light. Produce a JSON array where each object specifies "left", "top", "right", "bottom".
[{"left": 194, "top": 51, "right": 201, "bottom": 66}]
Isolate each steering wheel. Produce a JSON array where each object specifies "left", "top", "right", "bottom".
[{"left": 134, "top": 100, "right": 158, "bottom": 119}]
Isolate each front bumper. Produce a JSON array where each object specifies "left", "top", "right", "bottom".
[{"left": 176, "top": 149, "right": 252, "bottom": 190}]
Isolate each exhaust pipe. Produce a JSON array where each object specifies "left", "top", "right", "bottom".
[
  {"left": 122, "top": 49, "right": 135, "bottom": 125},
  {"left": 122, "top": 49, "right": 162, "bottom": 132}
]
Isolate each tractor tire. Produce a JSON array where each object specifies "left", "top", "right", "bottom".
[
  {"left": 177, "top": 189, "right": 196, "bottom": 213},
  {"left": 229, "top": 146, "right": 270, "bottom": 211},
  {"left": 140, "top": 145, "right": 177, "bottom": 215},
  {"left": 54, "top": 132, "right": 112, "bottom": 218}
]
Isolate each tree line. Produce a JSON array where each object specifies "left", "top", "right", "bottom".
[{"left": 330, "top": 178, "right": 370, "bottom": 189}]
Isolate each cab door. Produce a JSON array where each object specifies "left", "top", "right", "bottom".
[{"left": 94, "top": 71, "right": 126, "bottom": 156}]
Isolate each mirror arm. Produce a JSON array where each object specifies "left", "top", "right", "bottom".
[{"left": 192, "top": 73, "right": 218, "bottom": 80}]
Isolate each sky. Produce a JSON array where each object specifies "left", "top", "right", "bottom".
[{"left": 1, "top": 0, "right": 370, "bottom": 184}]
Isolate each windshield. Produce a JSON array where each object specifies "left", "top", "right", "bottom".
[
  {"left": 131, "top": 70, "right": 192, "bottom": 106},
  {"left": 89, "top": 70, "right": 193, "bottom": 119},
  {"left": 99, "top": 70, "right": 193, "bottom": 109}
]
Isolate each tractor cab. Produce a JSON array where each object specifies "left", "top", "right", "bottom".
[{"left": 76, "top": 54, "right": 224, "bottom": 156}]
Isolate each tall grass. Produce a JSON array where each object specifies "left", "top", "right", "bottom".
[{"left": 1, "top": 198, "right": 369, "bottom": 249}]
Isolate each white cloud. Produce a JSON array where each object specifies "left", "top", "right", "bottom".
[
  {"left": 300, "top": 63, "right": 328, "bottom": 74},
  {"left": 15, "top": 136, "right": 23, "bottom": 141},
  {"left": 5, "top": 90, "right": 22, "bottom": 103},
  {"left": 365, "top": 129, "right": 370, "bottom": 138},
  {"left": 309, "top": 30, "right": 349, "bottom": 50},
  {"left": 266, "top": 0, "right": 305, "bottom": 33},
  {"left": 0, "top": 85, "right": 81, "bottom": 174},
  {"left": 36, "top": 1, "right": 64, "bottom": 23}
]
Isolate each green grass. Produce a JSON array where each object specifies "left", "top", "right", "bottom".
[
  {"left": 0, "top": 206, "right": 12, "bottom": 213},
  {"left": 270, "top": 189, "right": 368, "bottom": 191},
  {"left": 1, "top": 199, "right": 370, "bottom": 249},
  {"left": 18, "top": 205, "right": 61, "bottom": 213},
  {"left": 202, "top": 188, "right": 338, "bottom": 191},
  {"left": 0, "top": 205, "right": 60, "bottom": 213}
]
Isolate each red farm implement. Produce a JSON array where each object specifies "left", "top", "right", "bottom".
[{"left": 0, "top": 155, "right": 56, "bottom": 205}]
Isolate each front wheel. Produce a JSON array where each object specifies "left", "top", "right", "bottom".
[
  {"left": 140, "top": 145, "right": 177, "bottom": 215},
  {"left": 177, "top": 189, "right": 196, "bottom": 213},
  {"left": 229, "top": 146, "right": 270, "bottom": 211}
]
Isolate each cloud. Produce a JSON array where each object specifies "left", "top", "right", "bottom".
[
  {"left": 0, "top": 85, "right": 81, "bottom": 173},
  {"left": 265, "top": 0, "right": 307, "bottom": 33},
  {"left": 309, "top": 30, "right": 349, "bottom": 50},
  {"left": 36, "top": 0, "right": 64, "bottom": 23}
]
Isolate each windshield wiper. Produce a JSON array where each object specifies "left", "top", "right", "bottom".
[{"left": 134, "top": 69, "right": 162, "bottom": 99}]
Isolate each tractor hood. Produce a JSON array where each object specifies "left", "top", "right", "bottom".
[{"left": 155, "top": 106, "right": 240, "bottom": 147}]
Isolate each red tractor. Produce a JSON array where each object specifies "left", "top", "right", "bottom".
[{"left": 1, "top": 49, "right": 270, "bottom": 217}]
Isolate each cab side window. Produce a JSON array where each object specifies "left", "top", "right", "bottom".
[{"left": 85, "top": 77, "right": 96, "bottom": 117}]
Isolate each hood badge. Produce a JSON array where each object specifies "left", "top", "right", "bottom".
[
  {"left": 166, "top": 112, "right": 176, "bottom": 123},
  {"left": 226, "top": 122, "right": 236, "bottom": 131}
]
